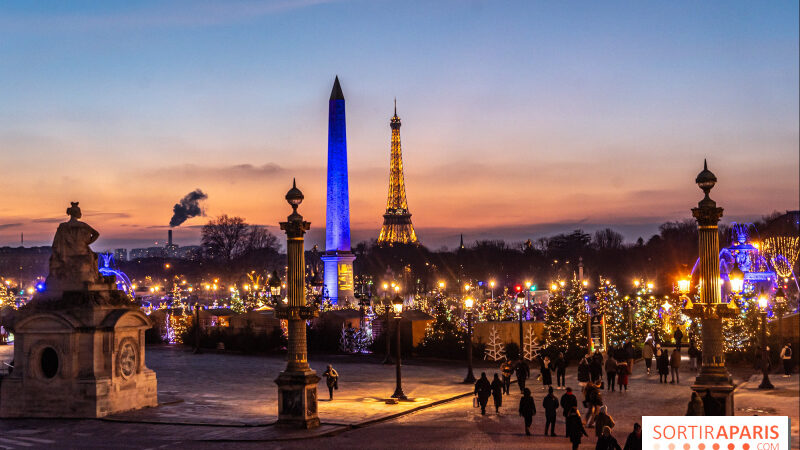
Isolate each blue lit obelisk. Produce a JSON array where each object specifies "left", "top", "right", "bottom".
[{"left": 321, "top": 76, "right": 355, "bottom": 306}]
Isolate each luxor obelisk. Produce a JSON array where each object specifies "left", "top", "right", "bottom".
[{"left": 321, "top": 76, "right": 355, "bottom": 306}]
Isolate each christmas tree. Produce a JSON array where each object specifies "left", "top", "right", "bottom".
[
  {"left": 594, "top": 279, "right": 626, "bottom": 346},
  {"left": 545, "top": 276, "right": 588, "bottom": 354}
]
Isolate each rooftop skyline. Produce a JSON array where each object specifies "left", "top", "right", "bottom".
[{"left": 1, "top": 0, "right": 797, "bottom": 250}]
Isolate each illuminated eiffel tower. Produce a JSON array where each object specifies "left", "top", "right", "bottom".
[{"left": 378, "top": 101, "right": 418, "bottom": 245}]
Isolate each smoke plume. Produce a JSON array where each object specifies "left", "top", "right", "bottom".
[{"left": 169, "top": 189, "right": 208, "bottom": 227}]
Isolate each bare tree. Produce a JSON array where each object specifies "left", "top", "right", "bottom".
[
  {"left": 593, "top": 228, "right": 624, "bottom": 250},
  {"left": 201, "top": 215, "right": 249, "bottom": 262}
]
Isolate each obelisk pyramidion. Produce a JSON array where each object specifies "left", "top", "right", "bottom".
[{"left": 321, "top": 76, "right": 355, "bottom": 306}]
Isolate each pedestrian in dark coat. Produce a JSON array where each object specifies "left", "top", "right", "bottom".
[
  {"left": 490, "top": 373, "right": 503, "bottom": 413},
  {"left": 560, "top": 387, "right": 578, "bottom": 419},
  {"left": 566, "top": 407, "right": 588, "bottom": 450},
  {"left": 623, "top": 423, "right": 642, "bottom": 450},
  {"left": 616, "top": 361, "right": 629, "bottom": 391},
  {"left": 596, "top": 425, "right": 622, "bottom": 450},
  {"left": 518, "top": 388, "right": 536, "bottom": 436},
  {"left": 590, "top": 351, "right": 603, "bottom": 383},
  {"left": 555, "top": 352, "right": 567, "bottom": 387},
  {"left": 578, "top": 357, "right": 591, "bottom": 385},
  {"left": 593, "top": 405, "right": 616, "bottom": 438},
  {"left": 656, "top": 346, "right": 669, "bottom": 383},
  {"left": 686, "top": 391, "right": 704, "bottom": 416},
  {"left": 624, "top": 341, "right": 635, "bottom": 370},
  {"left": 474, "top": 372, "right": 492, "bottom": 415},
  {"left": 642, "top": 338, "right": 654, "bottom": 375},
  {"left": 702, "top": 389, "right": 722, "bottom": 416},
  {"left": 501, "top": 359, "right": 514, "bottom": 394},
  {"left": 673, "top": 327, "right": 684, "bottom": 350},
  {"left": 605, "top": 354, "right": 618, "bottom": 392},
  {"left": 322, "top": 364, "right": 339, "bottom": 400},
  {"left": 540, "top": 356, "right": 553, "bottom": 389},
  {"left": 670, "top": 348, "right": 681, "bottom": 384},
  {"left": 543, "top": 386, "right": 559, "bottom": 436},
  {"left": 515, "top": 359, "right": 530, "bottom": 392}
]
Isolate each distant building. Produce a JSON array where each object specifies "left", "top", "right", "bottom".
[{"left": 113, "top": 248, "right": 128, "bottom": 262}]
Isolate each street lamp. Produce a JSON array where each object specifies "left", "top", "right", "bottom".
[
  {"left": 757, "top": 295, "right": 774, "bottom": 389},
  {"left": 516, "top": 292, "right": 525, "bottom": 359},
  {"left": 729, "top": 264, "right": 744, "bottom": 298},
  {"left": 382, "top": 283, "right": 393, "bottom": 365},
  {"left": 391, "top": 295, "right": 407, "bottom": 400},
  {"left": 463, "top": 297, "right": 476, "bottom": 383},
  {"left": 489, "top": 280, "right": 495, "bottom": 301}
]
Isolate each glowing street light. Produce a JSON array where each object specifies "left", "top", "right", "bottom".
[
  {"left": 391, "top": 295, "right": 407, "bottom": 400},
  {"left": 677, "top": 277, "right": 691, "bottom": 294},
  {"left": 757, "top": 294, "right": 773, "bottom": 389},
  {"left": 463, "top": 297, "right": 475, "bottom": 383},
  {"left": 729, "top": 264, "right": 744, "bottom": 295}
]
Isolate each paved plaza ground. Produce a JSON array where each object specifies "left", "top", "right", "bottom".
[{"left": 0, "top": 344, "right": 797, "bottom": 449}]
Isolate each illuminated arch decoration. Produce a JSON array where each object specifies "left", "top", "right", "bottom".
[{"left": 98, "top": 253, "right": 134, "bottom": 296}]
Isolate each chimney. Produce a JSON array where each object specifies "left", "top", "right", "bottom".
[{"left": 168, "top": 229, "right": 173, "bottom": 247}]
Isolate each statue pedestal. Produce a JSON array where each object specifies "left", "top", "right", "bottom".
[
  {"left": 692, "top": 366, "right": 736, "bottom": 416},
  {"left": 274, "top": 369, "right": 320, "bottom": 428},
  {"left": 0, "top": 286, "right": 157, "bottom": 418}
]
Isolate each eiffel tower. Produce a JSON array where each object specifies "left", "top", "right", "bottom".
[{"left": 378, "top": 101, "right": 419, "bottom": 245}]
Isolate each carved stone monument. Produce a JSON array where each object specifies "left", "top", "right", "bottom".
[{"left": 0, "top": 202, "right": 157, "bottom": 418}]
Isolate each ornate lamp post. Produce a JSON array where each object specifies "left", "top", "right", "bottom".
[
  {"left": 391, "top": 295, "right": 407, "bottom": 400},
  {"left": 274, "top": 180, "right": 320, "bottom": 429},
  {"left": 757, "top": 295, "right": 774, "bottom": 389},
  {"left": 683, "top": 161, "right": 737, "bottom": 415},
  {"left": 489, "top": 280, "right": 495, "bottom": 302},
  {"left": 463, "top": 297, "right": 476, "bottom": 383},
  {"left": 516, "top": 292, "right": 525, "bottom": 358}
]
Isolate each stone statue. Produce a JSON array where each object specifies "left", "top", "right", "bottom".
[{"left": 45, "top": 202, "right": 102, "bottom": 292}]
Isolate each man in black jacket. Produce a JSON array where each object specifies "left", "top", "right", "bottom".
[{"left": 559, "top": 387, "right": 578, "bottom": 436}]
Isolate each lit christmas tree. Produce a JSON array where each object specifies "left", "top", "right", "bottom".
[
  {"left": 545, "top": 277, "right": 588, "bottom": 354},
  {"left": 594, "top": 279, "right": 626, "bottom": 346},
  {"left": 229, "top": 287, "right": 246, "bottom": 313},
  {"left": 0, "top": 283, "right": 14, "bottom": 309}
]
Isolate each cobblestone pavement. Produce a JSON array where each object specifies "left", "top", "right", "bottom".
[{"left": 0, "top": 344, "right": 797, "bottom": 449}]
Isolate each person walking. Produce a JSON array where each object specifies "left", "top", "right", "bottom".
[
  {"left": 623, "top": 423, "right": 642, "bottom": 450},
  {"left": 685, "top": 391, "right": 704, "bottom": 416},
  {"left": 474, "top": 372, "right": 492, "bottom": 415},
  {"left": 670, "top": 348, "right": 681, "bottom": 384},
  {"left": 605, "top": 354, "right": 618, "bottom": 392},
  {"left": 688, "top": 341, "right": 699, "bottom": 371},
  {"left": 555, "top": 352, "right": 567, "bottom": 388},
  {"left": 616, "top": 360, "right": 629, "bottom": 391},
  {"left": 578, "top": 356, "right": 591, "bottom": 387},
  {"left": 596, "top": 425, "right": 622, "bottom": 450},
  {"left": 780, "top": 343, "right": 793, "bottom": 377},
  {"left": 490, "top": 373, "right": 504, "bottom": 413},
  {"left": 518, "top": 387, "right": 536, "bottom": 436},
  {"left": 566, "top": 407, "right": 589, "bottom": 450},
  {"left": 593, "top": 405, "right": 616, "bottom": 438},
  {"left": 543, "top": 386, "right": 558, "bottom": 437},
  {"left": 584, "top": 380, "right": 603, "bottom": 427},
  {"left": 673, "top": 327, "right": 684, "bottom": 351},
  {"left": 560, "top": 387, "right": 578, "bottom": 436},
  {"left": 515, "top": 359, "right": 530, "bottom": 393},
  {"left": 590, "top": 350, "right": 603, "bottom": 384},
  {"left": 540, "top": 355, "right": 553, "bottom": 390},
  {"left": 501, "top": 359, "right": 514, "bottom": 394},
  {"left": 624, "top": 341, "right": 635, "bottom": 372},
  {"left": 322, "top": 364, "right": 339, "bottom": 400},
  {"left": 656, "top": 345, "right": 669, "bottom": 383},
  {"left": 642, "top": 338, "right": 654, "bottom": 375}
]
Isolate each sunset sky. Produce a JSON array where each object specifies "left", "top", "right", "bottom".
[{"left": 1, "top": 1, "right": 797, "bottom": 251}]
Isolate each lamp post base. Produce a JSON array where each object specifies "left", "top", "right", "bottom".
[
  {"left": 463, "top": 371, "right": 476, "bottom": 384},
  {"left": 391, "top": 387, "right": 407, "bottom": 400},
  {"left": 275, "top": 369, "right": 321, "bottom": 429},
  {"left": 758, "top": 371, "right": 774, "bottom": 390}
]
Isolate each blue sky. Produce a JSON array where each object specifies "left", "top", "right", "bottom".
[{"left": 0, "top": 0, "right": 797, "bottom": 250}]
